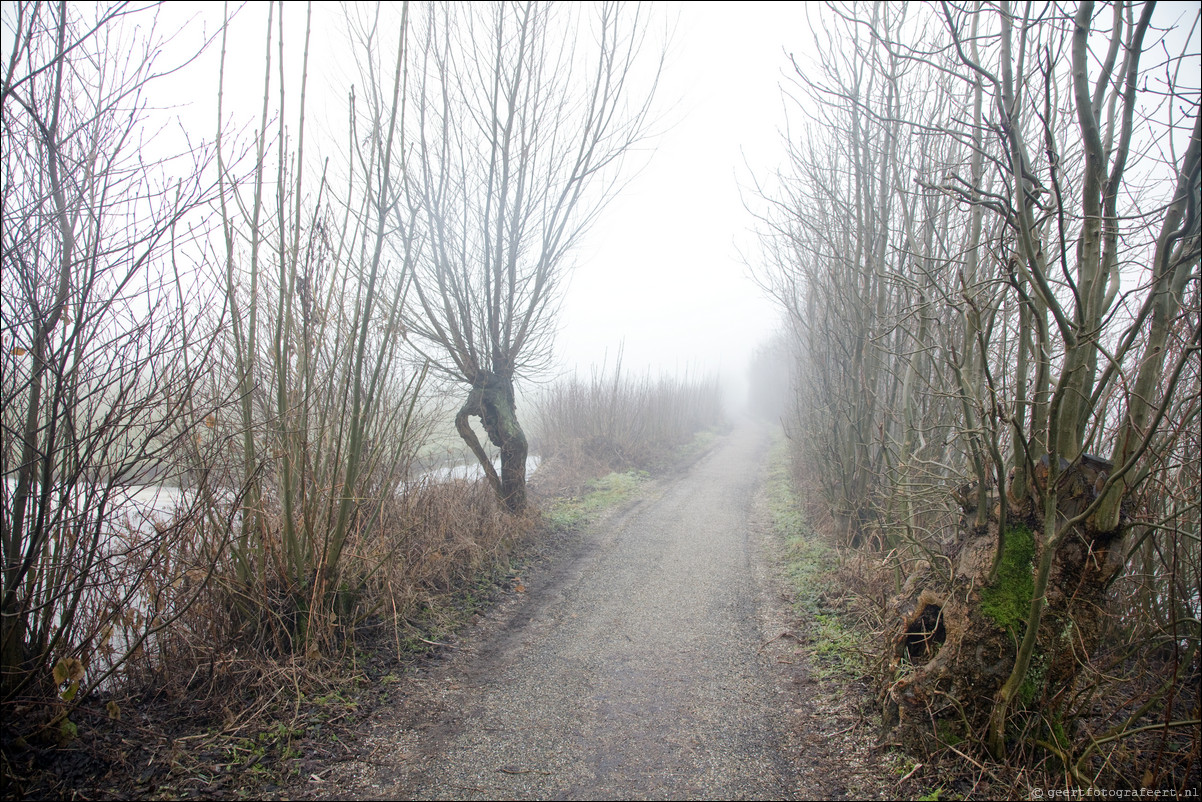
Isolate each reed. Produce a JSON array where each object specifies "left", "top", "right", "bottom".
[{"left": 534, "top": 357, "right": 725, "bottom": 481}]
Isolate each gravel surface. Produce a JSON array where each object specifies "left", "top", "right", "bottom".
[{"left": 299, "top": 421, "right": 892, "bottom": 800}]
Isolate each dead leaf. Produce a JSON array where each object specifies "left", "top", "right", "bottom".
[{"left": 52, "top": 657, "right": 85, "bottom": 685}]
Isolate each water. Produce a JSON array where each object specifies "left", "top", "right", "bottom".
[{"left": 415, "top": 454, "right": 542, "bottom": 485}]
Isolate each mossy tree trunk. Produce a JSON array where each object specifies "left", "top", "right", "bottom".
[{"left": 881, "top": 456, "right": 1125, "bottom": 756}]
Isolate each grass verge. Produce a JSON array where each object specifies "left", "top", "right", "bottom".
[
  {"left": 765, "top": 436, "right": 873, "bottom": 682},
  {"left": 540, "top": 470, "right": 650, "bottom": 532}
]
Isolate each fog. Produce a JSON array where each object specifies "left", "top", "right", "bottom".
[
  {"left": 145, "top": 1, "right": 797, "bottom": 413},
  {"left": 557, "top": 2, "right": 797, "bottom": 411}
]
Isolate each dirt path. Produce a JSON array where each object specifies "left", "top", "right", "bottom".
[{"left": 299, "top": 422, "right": 890, "bottom": 800}]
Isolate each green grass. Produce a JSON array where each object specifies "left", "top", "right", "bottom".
[
  {"left": 766, "top": 437, "right": 868, "bottom": 680},
  {"left": 542, "top": 470, "right": 649, "bottom": 531}
]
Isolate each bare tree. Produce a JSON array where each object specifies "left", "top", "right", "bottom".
[
  {"left": 1, "top": 1, "right": 226, "bottom": 706},
  {"left": 397, "top": 1, "right": 661, "bottom": 511}
]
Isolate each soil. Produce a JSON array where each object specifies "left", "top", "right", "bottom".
[{"left": 274, "top": 420, "right": 897, "bottom": 800}]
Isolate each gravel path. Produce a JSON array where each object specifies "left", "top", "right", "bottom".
[{"left": 305, "top": 422, "right": 889, "bottom": 800}]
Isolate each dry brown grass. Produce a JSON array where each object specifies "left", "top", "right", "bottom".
[{"left": 367, "top": 478, "right": 534, "bottom": 642}]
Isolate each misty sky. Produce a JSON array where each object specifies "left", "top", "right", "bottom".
[
  {"left": 558, "top": 2, "right": 798, "bottom": 390},
  {"left": 14, "top": 2, "right": 1200, "bottom": 408},
  {"left": 147, "top": 1, "right": 799, "bottom": 406}
]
